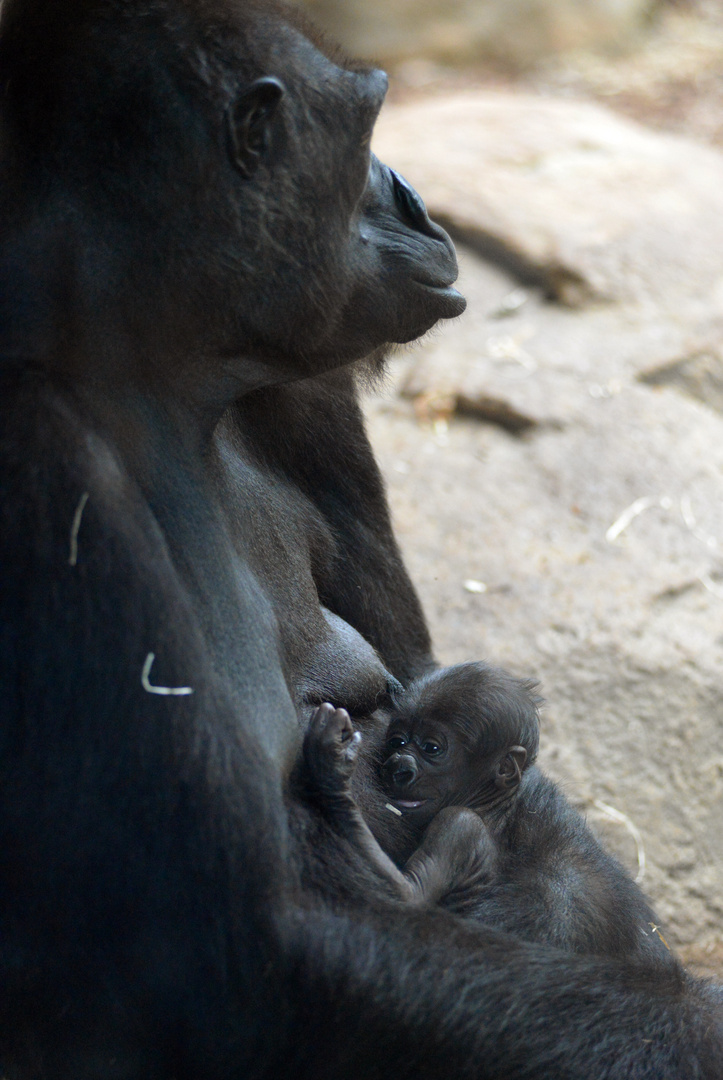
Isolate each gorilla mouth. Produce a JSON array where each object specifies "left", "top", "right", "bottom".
[{"left": 415, "top": 280, "right": 467, "bottom": 317}]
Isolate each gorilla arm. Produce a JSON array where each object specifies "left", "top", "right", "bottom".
[{"left": 0, "top": 376, "right": 294, "bottom": 1073}]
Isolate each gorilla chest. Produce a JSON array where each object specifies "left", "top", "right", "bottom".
[{"left": 209, "top": 440, "right": 391, "bottom": 724}]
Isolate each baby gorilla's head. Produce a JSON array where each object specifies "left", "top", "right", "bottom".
[{"left": 379, "top": 662, "right": 542, "bottom": 829}]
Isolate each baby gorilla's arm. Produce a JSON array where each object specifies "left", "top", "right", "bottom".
[
  {"left": 303, "top": 704, "right": 418, "bottom": 899},
  {"left": 303, "top": 705, "right": 495, "bottom": 905},
  {"left": 403, "top": 807, "right": 497, "bottom": 906}
]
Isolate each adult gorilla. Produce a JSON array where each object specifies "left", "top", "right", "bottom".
[{"left": 0, "top": 1, "right": 720, "bottom": 1077}]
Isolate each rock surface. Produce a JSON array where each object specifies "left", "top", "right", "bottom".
[
  {"left": 301, "top": 0, "right": 655, "bottom": 67},
  {"left": 364, "top": 91, "right": 723, "bottom": 978},
  {"left": 373, "top": 91, "right": 723, "bottom": 308}
]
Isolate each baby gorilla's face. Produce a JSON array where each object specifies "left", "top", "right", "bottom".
[{"left": 380, "top": 715, "right": 486, "bottom": 830}]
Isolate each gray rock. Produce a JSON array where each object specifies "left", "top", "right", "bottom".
[
  {"left": 363, "top": 91, "right": 723, "bottom": 976},
  {"left": 301, "top": 0, "right": 656, "bottom": 67},
  {"left": 373, "top": 92, "right": 723, "bottom": 308},
  {"left": 640, "top": 337, "right": 723, "bottom": 414}
]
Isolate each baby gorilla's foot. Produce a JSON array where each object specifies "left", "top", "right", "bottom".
[
  {"left": 403, "top": 808, "right": 496, "bottom": 907},
  {"left": 303, "top": 703, "right": 362, "bottom": 796}
]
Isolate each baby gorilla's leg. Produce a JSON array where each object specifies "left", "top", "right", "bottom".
[{"left": 404, "top": 808, "right": 498, "bottom": 907}]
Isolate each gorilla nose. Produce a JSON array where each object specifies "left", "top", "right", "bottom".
[
  {"left": 393, "top": 765, "right": 416, "bottom": 787},
  {"left": 384, "top": 752, "right": 418, "bottom": 788},
  {"left": 389, "top": 168, "right": 445, "bottom": 241}
]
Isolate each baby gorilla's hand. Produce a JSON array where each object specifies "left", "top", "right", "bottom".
[{"left": 303, "top": 703, "right": 362, "bottom": 797}]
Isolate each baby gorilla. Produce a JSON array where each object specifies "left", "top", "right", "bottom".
[{"left": 303, "top": 663, "right": 673, "bottom": 963}]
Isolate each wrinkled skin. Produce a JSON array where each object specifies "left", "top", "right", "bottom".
[{"left": 1, "top": 2, "right": 722, "bottom": 1079}]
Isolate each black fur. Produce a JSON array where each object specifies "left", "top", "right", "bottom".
[
  {"left": 0, "top": 1, "right": 721, "bottom": 1078},
  {"left": 352, "top": 664, "right": 674, "bottom": 962}
]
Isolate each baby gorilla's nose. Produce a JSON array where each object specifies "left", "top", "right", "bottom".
[
  {"left": 383, "top": 751, "right": 418, "bottom": 788},
  {"left": 393, "top": 765, "right": 416, "bottom": 787}
]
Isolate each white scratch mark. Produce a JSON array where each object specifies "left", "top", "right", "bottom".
[
  {"left": 605, "top": 496, "right": 671, "bottom": 543},
  {"left": 489, "top": 287, "right": 529, "bottom": 319},
  {"left": 385, "top": 803, "right": 403, "bottom": 817},
  {"left": 698, "top": 572, "right": 723, "bottom": 600},
  {"left": 68, "top": 492, "right": 89, "bottom": 566},
  {"left": 593, "top": 799, "right": 646, "bottom": 884},
  {"left": 486, "top": 331, "right": 538, "bottom": 376},
  {"left": 141, "top": 652, "right": 194, "bottom": 696},
  {"left": 464, "top": 579, "right": 487, "bottom": 594},
  {"left": 681, "top": 495, "right": 719, "bottom": 552},
  {"left": 433, "top": 418, "right": 449, "bottom": 446},
  {"left": 648, "top": 922, "right": 671, "bottom": 951},
  {"left": 681, "top": 494, "right": 697, "bottom": 532}
]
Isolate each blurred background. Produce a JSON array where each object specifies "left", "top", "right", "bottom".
[
  {"left": 303, "top": 0, "right": 723, "bottom": 977},
  {"left": 302, "top": 0, "right": 723, "bottom": 141}
]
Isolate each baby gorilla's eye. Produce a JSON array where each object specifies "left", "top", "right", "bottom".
[
  {"left": 387, "top": 735, "right": 407, "bottom": 750},
  {"left": 422, "top": 741, "right": 442, "bottom": 756}
]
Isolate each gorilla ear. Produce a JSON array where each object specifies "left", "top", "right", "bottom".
[
  {"left": 227, "top": 77, "right": 285, "bottom": 178},
  {"left": 494, "top": 746, "right": 527, "bottom": 791}
]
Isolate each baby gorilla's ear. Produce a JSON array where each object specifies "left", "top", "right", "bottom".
[{"left": 494, "top": 746, "right": 527, "bottom": 792}]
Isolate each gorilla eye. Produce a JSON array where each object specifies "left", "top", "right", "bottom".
[
  {"left": 422, "top": 741, "right": 442, "bottom": 756},
  {"left": 387, "top": 735, "right": 407, "bottom": 750}
]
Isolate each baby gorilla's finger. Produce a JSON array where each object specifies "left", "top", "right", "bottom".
[
  {"left": 309, "top": 702, "right": 337, "bottom": 733},
  {"left": 341, "top": 728, "right": 362, "bottom": 765},
  {"left": 325, "top": 706, "right": 354, "bottom": 743},
  {"left": 321, "top": 708, "right": 359, "bottom": 761},
  {"left": 303, "top": 705, "right": 361, "bottom": 794},
  {"left": 303, "top": 704, "right": 340, "bottom": 779}
]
